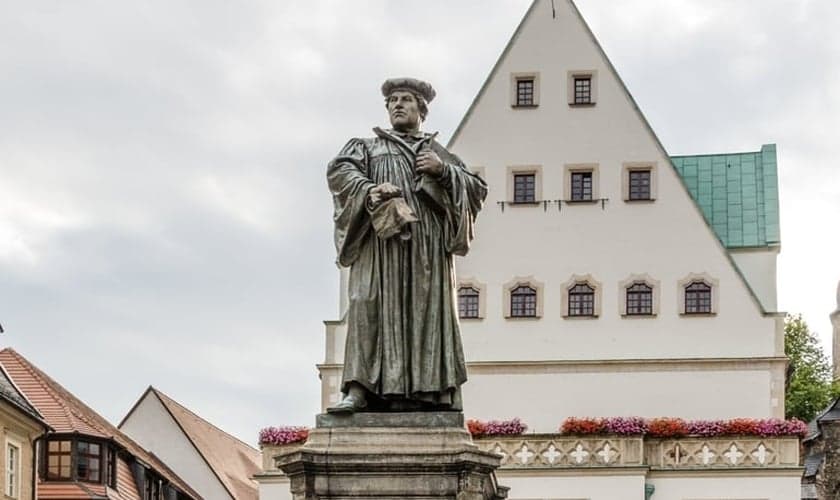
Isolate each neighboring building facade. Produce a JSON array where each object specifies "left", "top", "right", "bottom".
[
  {"left": 802, "top": 398, "right": 840, "bottom": 499},
  {"left": 0, "top": 348, "right": 200, "bottom": 500},
  {"left": 0, "top": 362, "right": 49, "bottom": 500},
  {"left": 119, "top": 387, "right": 260, "bottom": 500}
]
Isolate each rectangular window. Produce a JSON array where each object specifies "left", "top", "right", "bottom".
[
  {"left": 145, "top": 470, "right": 162, "bottom": 500},
  {"left": 513, "top": 173, "right": 536, "bottom": 203},
  {"left": 458, "top": 287, "right": 480, "bottom": 319},
  {"left": 106, "top": 447, "right": 117, "bottom": 488},
  {"left": 629, "top": 170, "right": 651, "bottom": 200},
  {"left": 685, "top": 282, "right": 712, "bottom": 314},
  {"left": 626, "top": 283, "right": 653, "bottom": 315},
  {"left": 47, "top": 440, "right": 72, "bottom": 480},
  {"left": 570, "top": 171, "right": 593, "bottom": 201},
  {"left": 568, "top": 283, "right": 595, "bottom": 316},
  {"left": 6, "top": 443, "right": 19, "bottom": 498},
  {"left": 76, "top": 441, "right": 102, "bottom": 483},
  {"left": 574, "top": 77, "right": 592, "bottom": 104},
  {"left": 516, "top": 78, "right": 535, "bottom": 106},
  {"left": 510, "top": 286, "right": 537, "bottom": 317}
]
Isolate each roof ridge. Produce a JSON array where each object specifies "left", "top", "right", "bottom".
[
  {"left": 152, "top": 388, "right": 258, "bottom": 453},
  {"left": 2, "top": 348, "right": 90, "bottom": 434}
]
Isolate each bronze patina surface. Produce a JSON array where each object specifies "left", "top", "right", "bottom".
[{"left": 327, "top": 78, "right": 487, "bottom": 412}]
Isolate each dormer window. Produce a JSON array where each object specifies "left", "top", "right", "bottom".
[{"left": 43, "top": 437, "right": 117, "bottom": 487}]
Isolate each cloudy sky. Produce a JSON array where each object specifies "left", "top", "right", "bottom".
[{"left": 1, "top": 0, "right": 838, "bottom": 445}]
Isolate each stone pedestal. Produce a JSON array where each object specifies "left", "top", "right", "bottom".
[{"left": 275, "top": 412, "right": 507, "bottom": 500}]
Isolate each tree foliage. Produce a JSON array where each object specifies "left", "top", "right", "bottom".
[{"left": 784, "top": 314, "right": 839, "bottom": 422}]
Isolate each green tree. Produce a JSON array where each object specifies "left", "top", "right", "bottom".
[{"left": 784, "top": 314, "right": 839, "bottom": 421}]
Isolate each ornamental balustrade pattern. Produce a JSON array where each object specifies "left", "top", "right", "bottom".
[{"left": 473, "top": 434, "right": 800, "bottom": 470}]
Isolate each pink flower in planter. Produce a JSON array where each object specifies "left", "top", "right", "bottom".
[
  {"left": 602, "top": 417, "right": 647, "bottom": 435},
  {"left": 484, "top": 418, "right": 528, "bottom": 436},
  {"left": 259, "top": 426, "right": 309, "bottom": 446},
  {"left": 467, "top": 418, "right": 527, "bottom": 437},
  {"left": 686, "top": 420, "right": 726, "bottom": 437}
]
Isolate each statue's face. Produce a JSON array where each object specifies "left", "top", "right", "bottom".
[{"left": 387, "top": 91, "right": 421, "bottom": 132}]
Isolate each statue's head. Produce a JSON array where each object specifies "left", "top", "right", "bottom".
[{"left": 381, "top": 78, "right": 436, "bottom": 132}]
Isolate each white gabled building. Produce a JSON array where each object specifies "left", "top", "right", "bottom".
[
  {"left": 120, "top": 387, "right": 261, "bottom": 500},
  {"left": 302, "top": 1, "right": 801, "bottom": 499},
  {"left": 448, "top": 0, "right": 785, "bottom": 427}
]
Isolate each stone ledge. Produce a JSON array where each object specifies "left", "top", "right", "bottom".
[{"left": 316, "top": 410, "right": 464, "bottom": 428}]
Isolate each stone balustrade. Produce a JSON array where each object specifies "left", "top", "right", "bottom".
[
  {"left": 260, "top": 434, "right": 800, "bottom": 474},
  {"left": 472, "top": 434, "right": 800, "bottom": 470}
]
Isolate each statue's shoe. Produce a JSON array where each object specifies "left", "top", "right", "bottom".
[{"left": 326, "top": 394, "right": 367, "bottom": 414}]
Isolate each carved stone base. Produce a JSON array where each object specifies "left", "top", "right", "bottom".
[{"left": 275, "top": 412, "right": 507, "bottom": 500}]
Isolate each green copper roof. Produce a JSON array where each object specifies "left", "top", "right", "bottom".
[{"left": 670, "top": 144, "right": 780, "bottom": 249}]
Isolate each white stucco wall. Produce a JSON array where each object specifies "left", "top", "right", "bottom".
[
  {"left": 499, "top": 473, "right": 646, "bottom": 500},
  {"left": 648, "top": 474, "right": 801, "bottom": 500},
  {"left": 463, "top": 368, "right": 778, "bottom": 431},
  {"left": 119, "top": 393, "right": 232, "bottom": 500},
  {"left": 729, "top": 247, "right": 779, "bottom": 312},
  {"left": 257, "top": 478, "right": 292, "bottom": 500}
]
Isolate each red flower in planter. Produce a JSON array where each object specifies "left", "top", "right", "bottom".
[
  {"left": 723, "top": 418, "right": 759, "bottom": 436},
  {"left": 647, "top": 418, "right": 688, "bottom": 437},
  {"left": 467, "top": 419, "right": 488, "bottom": 437},
  {"left": 560, "top": 417, "right": 604, "bottom": 435}
]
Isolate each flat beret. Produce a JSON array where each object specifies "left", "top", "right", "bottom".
[{"left": 381, "top": 77, "right": 436, "bottom": 103}]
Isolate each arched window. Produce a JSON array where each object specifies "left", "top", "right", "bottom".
[
  {"left": 458, "top": 287, "right": 480, "bottom": 319},
  {"left": 685, "top": 281, "right": 712, "bottom": 314},
  {"left": 626, "top": 282, "right": 653, "bottom": 315},
  {"left": 568, "top": 283, "right": 595, "bottom": 316},
  {"left": 510, "top": 286, "right": 537, "bottom": 317}
]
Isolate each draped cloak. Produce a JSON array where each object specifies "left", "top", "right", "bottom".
[{"left": 327, "top": 127, "right": 487, "bottom": 409}]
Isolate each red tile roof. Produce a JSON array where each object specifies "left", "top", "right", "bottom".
[
  {"left": 37, "top": 482, "right": 107, "bottom": 499},
  {"left": 0, "top": 348, "right": 201, "bottom": 500},
  {"left": 130, "top": 388, "right": 260, "bottom": 500}
]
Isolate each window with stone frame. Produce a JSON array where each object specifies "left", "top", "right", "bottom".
[
  {"left": 570, "top": 171, "right": 593, "bottom": 201},
  {"left": 628, "top": 169, "right": 652, "bottom": 200},
  {"left": 6, "top": 442, "right": 19, "bottom": 498},
  {"left": 458, "top": 287, "right": 480, "bottom": 319},
  {"left": 573, "top": 76, "right": 592, "bottom": 104},
  {"left": 568, "top": 283, "right": 595, "bottom": 316},
  {"left": 626, "top": 282, "right": 653, "bottom": 315},
  {"left": 515, "top": 78, "right": 535, "bottom": 106},
  {"left": 510, "top": 286, "right": 537, "bottom": 317},
  {"left": 684, "top": 281, "right": 712, "bottom": 314},
  {"left": 513, "top": 173, "right": 536, "bottom": 203}
]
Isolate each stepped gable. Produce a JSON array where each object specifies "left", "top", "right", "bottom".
[
  {"left": 146, "top": 387, "right": 261, "bottom": 500},
  {"left": 0, "top": 348, "right": 201, "bottom": 500}
]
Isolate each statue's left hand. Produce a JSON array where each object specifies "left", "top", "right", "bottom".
[{"left": 416, "top": 150, "right": 444, "bottom": 178}]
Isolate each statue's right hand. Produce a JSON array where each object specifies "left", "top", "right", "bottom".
[{"left": 368, "top": 182, "right": 402, "bottom": 207}]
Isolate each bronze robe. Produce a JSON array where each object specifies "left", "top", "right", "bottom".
[{"left": 327, "top": 127, "right": 487, "bottom": 409}]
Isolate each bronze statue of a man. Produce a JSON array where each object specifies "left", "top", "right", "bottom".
[{"left": 327, "top": 78, "right": 487, "bottom": 413}]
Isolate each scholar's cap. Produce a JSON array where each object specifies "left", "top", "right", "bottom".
[{"left": 381, "top": 77, "right": 436, "bottom": 103}]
